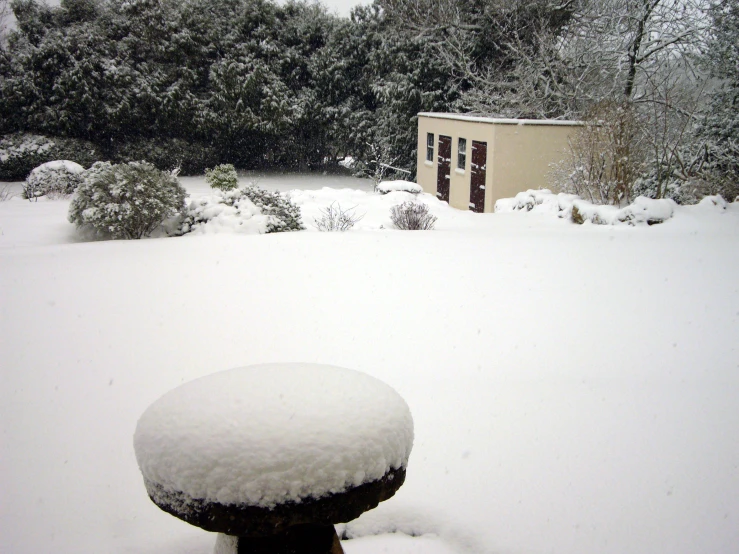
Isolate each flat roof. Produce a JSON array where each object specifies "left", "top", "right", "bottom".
[{"left": 418, "top": 112, "right": 583, "bottom": 126}]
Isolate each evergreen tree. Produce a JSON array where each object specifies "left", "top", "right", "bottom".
[{"left": 696, "top": 0, "right": 739, "bottom": 200}]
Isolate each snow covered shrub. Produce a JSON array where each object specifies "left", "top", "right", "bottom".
[
  {"left": 376, "top": 180, "right": 422, "bottom": 194},
  {"left": 314, "top": 202, "right": 364, "bottom": 231},
  {"left": 205, "top": 164, "right": 238, "bottom": 191},
  {"left": 239, "top": 184, "right": 304, "bottom": 233},
  {"left": 570, "top": 197, "right": 676, "bottom": 226},
  {"left": 494, "top": 189, "right": 579, "bottom": 217},
  {"left": 22, "top": 160, "right": 85, "bottom": 200},
  {"left": 390, "top": 201, "right": 437, "bottom": 230},
  {"left": 177, "top": 189, "right": 270, "bottom": 235},
  {"left": 110, "top": 139, "right": 219, "bottom": 176},
  {"left": 0, "top": 133, "right": 100, "bottom": 180},
  {"left": 69, "top": 161, "right": 186, "bottom": 239},
  {"left": 551, "top": 101, "right": 645, "bottom": 206},
  {"left": 178, "top": 184, "right": 304, "bottom": 235}
]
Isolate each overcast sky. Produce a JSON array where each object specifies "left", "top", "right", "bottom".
[{"left": 307, "top": 0, "right": 369, "bottom": 17}]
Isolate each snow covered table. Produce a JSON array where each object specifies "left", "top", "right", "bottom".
[{"left": 133, "top": 363, "right": 414, "bottom": 554}]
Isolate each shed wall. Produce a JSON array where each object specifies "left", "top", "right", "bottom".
[
  {"left": 417, "top": 117, "right": 494, "bottom": 211},
  {"left": 417, "top": 114, "right": 580, "bottom": 213},
  {"left": 489, "top": 124, "right": 577, "bottom": 209}
]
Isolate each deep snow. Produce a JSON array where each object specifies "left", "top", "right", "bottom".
[{"left": 1, "top": 175, "right": 738, "bottom": 554}]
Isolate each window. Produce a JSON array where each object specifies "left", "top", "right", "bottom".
[
  {"left": 457, "top": 138, "right": 467, "bottom": 170},
  {"left": 426, "top": 133, "right": 434, "bottom": 162}
]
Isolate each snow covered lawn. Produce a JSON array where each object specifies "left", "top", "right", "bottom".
[{"left": 1, "top": 175, "right": 738, "bottom": 554}]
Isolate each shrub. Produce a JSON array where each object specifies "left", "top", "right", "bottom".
[
  {"left": 23, "top": 160, "right": 85, "bottom": 200},
  {"left": 178, "top": 184, "right": 304, "bottom": 235},
  {"left": 314, "top": 202, "right": 364, "bottom": 231},
  {"left": 570, "top": 197, "right": 676, "bottom": 226},
  {"left": 390, "top": 201, "right": 437, "bottom": 230},
  {"left": 109, "top": 138, "right": 220, "bottom": 176},
  {"left": 177, "top": 189, "right": 270, "bottom": 235},
  {"left": 205, "top": 164, "right": 239, "bottom": 191},
  {"left": 240, "top": 184, "right": 304, "bottom": 233},
  {"left": 69, "top": 161, "right": 187, "bottom": 239},
  {"left": 551, "top": 101, "right": 645, "bottom": 206},
  {"left": 0, "top": 133, "right": 101, "bottom": 180}
]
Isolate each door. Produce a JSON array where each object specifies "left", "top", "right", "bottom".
[
  {"left": 469, "top": 140, "right": 487, "bottom": 213},
  {"left": 436, "top": 135, "right": 452, "bottom": 203}
]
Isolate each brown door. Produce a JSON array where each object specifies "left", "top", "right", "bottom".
[
  {"left": 436, "top": 135, "right": 452, "bottom": 203},
  {"left": 469, "top": 140, "right": 487, "bottom": 213}
]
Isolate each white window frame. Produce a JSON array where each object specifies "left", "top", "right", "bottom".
[{"left": 457, "top": 137, "right": 467, "bottom": 170}]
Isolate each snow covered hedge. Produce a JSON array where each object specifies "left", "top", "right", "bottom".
[
  {"left": 178, "top": 185, "right": 304, "bottom": 235},
  {"left": 69, "top": 162, "right": 187, "bottom": 239},
  {"left": 494, "top": 189, "right": 578, "bottom": 215},
  {"left": 23, "top": 160, "right": 85, "bottom": 200},
  {"left": 0, "top": 133, "right": 100, "bottom": 180},
  {"left": 570, "top": 197, "right": 677, "bottom": 226},
  {"left": 494, "top": 189, "right": 679, "bottom": 226}
]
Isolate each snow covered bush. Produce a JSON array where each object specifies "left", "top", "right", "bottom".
[
  {"left": 314, "top": 202, "right": 365, "bottom": 231},
  {"left": 23, "top": 160, "right": 85, "bottom": 200},
  {"left": 0, "top": 133, "right": 100, "bottom": 180},
  {"left": 376, "top": 180, "right": 422, "bottom": 195},
  {"left": 205, "top": 164, "right": 238, "bottom": 191},
  {"left": 178, "top": 184, "right": 304, "bottom": 235},
  {"left": 240, "top": 184, "right": 304, "bottom": 233},
  {"left": 494, "top": 189, "right": 578, "bottom": 216},
  {"left": 110, "top": 138, "right": 219, "bottom": 176},
  {"left": 69, "top": 162, "right": 187, "bottom": 239},
  {"left": 390, "top": 201, "right": 437, "bottom": 230},
  {"left": 570, "top": 197, "right": 676, "bottom": 226},
  {"left": 177, "top": 189, "right": 270, "bottom": 235}
]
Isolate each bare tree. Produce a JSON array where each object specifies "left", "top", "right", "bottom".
[
  {"left": 356, "top": 141, "right": 401, "bottom": 191},
  {"left": 552, "top": 100, "right": 646, "bottom": 205},
  {"left": 636, "top": 61, "right": 707, "bottom": 199},
  {"left": 379, "top": 0, "right": 709, "bottom": 119}
]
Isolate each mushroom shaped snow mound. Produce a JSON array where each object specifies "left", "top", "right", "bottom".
[{"left": 133, "top": 363, "right": 414, "bottom": 535}]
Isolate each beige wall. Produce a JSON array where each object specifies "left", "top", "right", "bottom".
[
  {"left": 489, "top": 123, "right": 577, "bottom": 210},
  {"left": 417, "top": 115, "right": 580, "bottom": 213}
]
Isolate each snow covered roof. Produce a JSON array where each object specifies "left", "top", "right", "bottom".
[{"left": 418, "top": 112, "right": 583, "bottom": 126}]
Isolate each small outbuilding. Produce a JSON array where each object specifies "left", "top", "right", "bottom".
[{"left": 416, "top": 113, "right": 582, "bottom": 212}]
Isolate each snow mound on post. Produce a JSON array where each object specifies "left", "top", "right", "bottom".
[
  {"left": 133, "top": 363, "right": 414, "bottom": 509},
  {"left": 376, "top": 180, "right": 423, "bottom": 194}
]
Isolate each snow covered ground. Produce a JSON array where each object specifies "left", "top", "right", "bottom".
[{"left": 1, "top": 175, "right": 738, "bottom": 554}]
